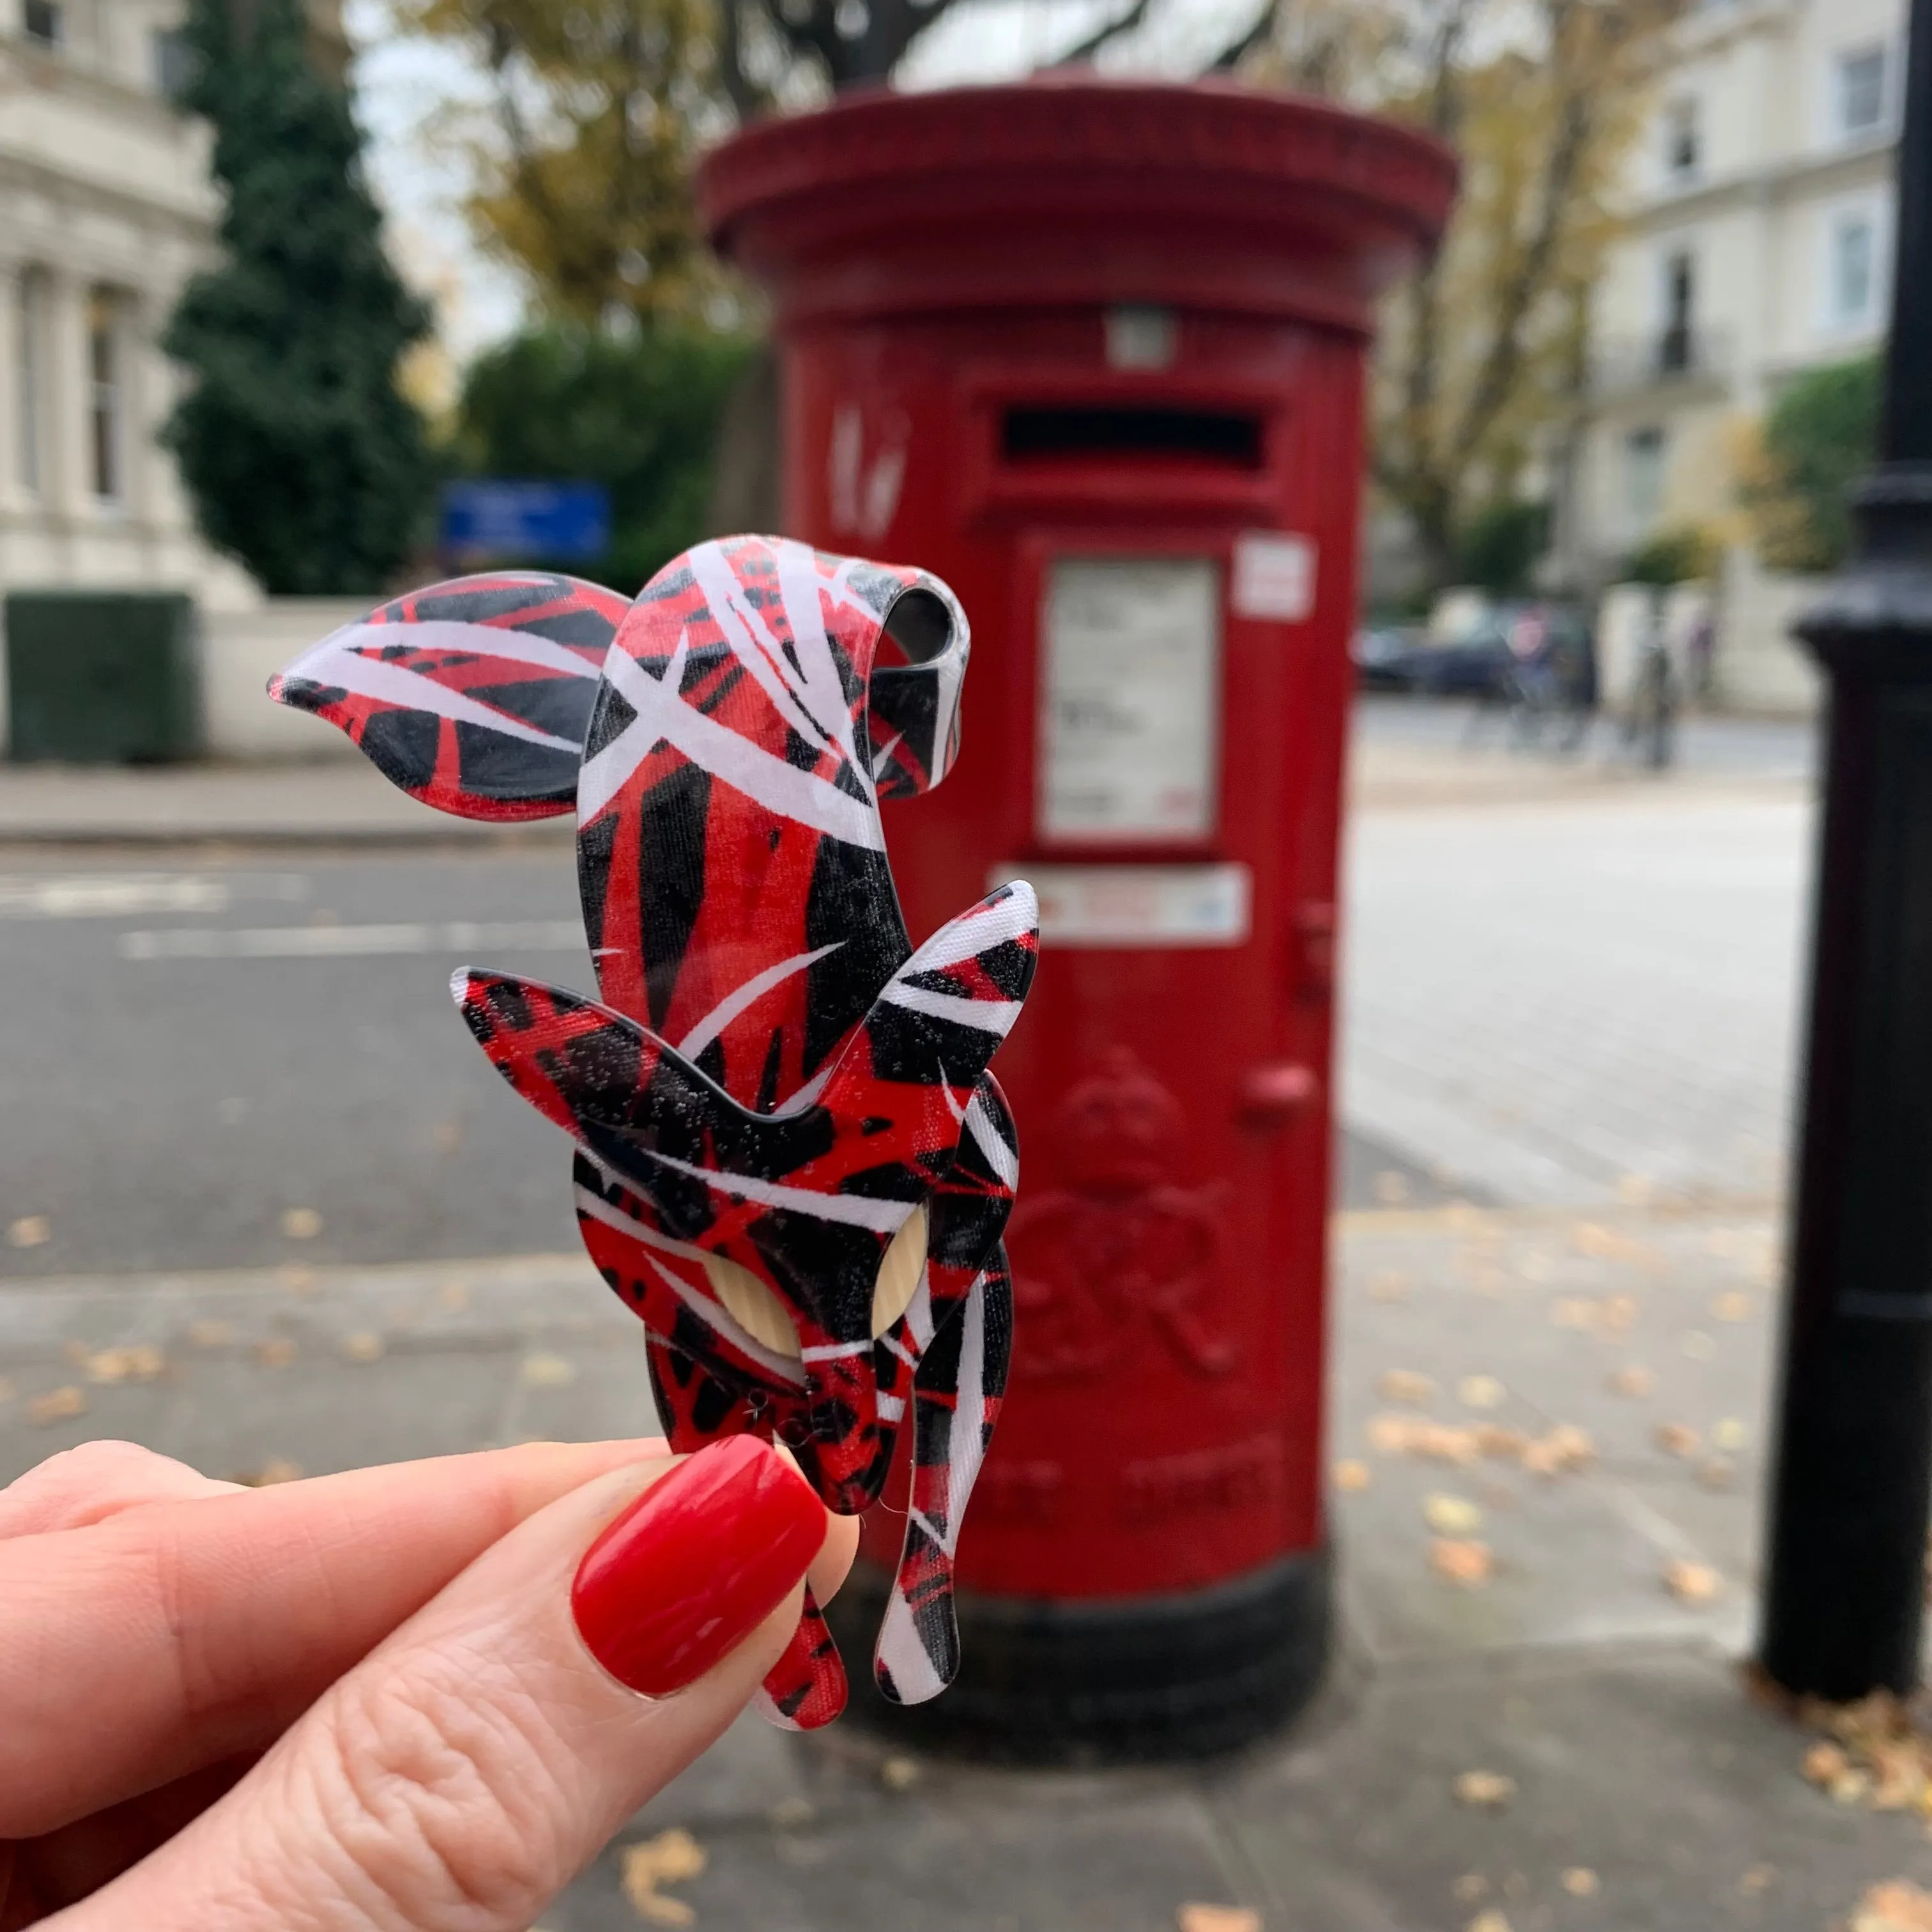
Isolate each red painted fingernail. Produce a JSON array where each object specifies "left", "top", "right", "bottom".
[{"left": 571, "top": 1436, "right": 825, "bottom": 1696}]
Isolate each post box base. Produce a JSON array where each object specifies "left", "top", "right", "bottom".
[{"left": 825, "top": 1547, "right": 1331, "bottom": 1763}]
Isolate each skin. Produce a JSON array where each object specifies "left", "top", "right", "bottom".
[{"left": 0, "top": 1436, "right": 858, "bottom": 1930}]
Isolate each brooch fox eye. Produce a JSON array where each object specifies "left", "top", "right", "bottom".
[
  {"left": 871, "top": 1204, "right": 928, "bottom": 1338},
  {"left": 703, "top": 1254, "right": 802, "bottom": 1360}
]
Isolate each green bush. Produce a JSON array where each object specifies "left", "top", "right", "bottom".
[
  {"left": 1621, "top": 523, "right": 1718, "bottom": 586},
  {"left": 1740, "top": 355, "right": 1880, "bottom": 572},
  {"left": 451, "top": 324, "right": 756, "bottom": 593},
  {"left": 163, "top": 0, "right": 433, "bottom": 594},
  {"left": 1453, "top": 499, "right": 1550, "bottom": 596}
]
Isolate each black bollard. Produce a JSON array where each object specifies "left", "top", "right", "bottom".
[{"left": 1760, "top": 0, "right": 1932, "bottom": 1699}]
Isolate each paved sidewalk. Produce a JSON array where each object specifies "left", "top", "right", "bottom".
[
  {"left": 8, "top": 1207, "right": 1929, "bottom": 1929},
  {"left": 0, "top": 760, "right": 571, "bottom": 845}
]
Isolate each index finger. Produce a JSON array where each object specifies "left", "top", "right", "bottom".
[{"left": 0, "top": 1438, "right": 666, "bottom": 1838}]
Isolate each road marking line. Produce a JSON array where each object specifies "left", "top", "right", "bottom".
[{"left": 118, "top": 919, "right": 584, "bottom": 960}]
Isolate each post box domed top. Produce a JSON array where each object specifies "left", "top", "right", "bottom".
[{"left": 699, "top": 77, "right": 1456, "bottom": 335}]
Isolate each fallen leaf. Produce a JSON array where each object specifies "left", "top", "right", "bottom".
[
  {"left": 767, "top": 1795, "right": 814, "bottom": 1828},
  {"left": 279, "top": 1208, "right": 323, "bottom": 1241},
  {"left": 1458, "top": 1375, "right": 1506, "bottom": 1410},
  {"left": 1699, "top": 1457, "right": 1736, "bottom": 1490},
  {"left": 1467, "top": 1912, "right": 1511, "bottom": 1932},
  {"left": 438, "top": 1280, "right": 470, "bottom": 1310},
  {"left": 619, "top": 1828, "right": 707, "bottom": 1926},
  {"left": 1367, "top": 1414, "right": 1413, "bottom": 1454},
  {"left": 1712, "top": 1291, "right": 1752, "bottom": 1322},
  {"left": 1712, "top": 1417, "right": 1748, "bottom": 1452},
  {"left": 1609, "top": 1364, "right": 1655, "bottom": 1398},
  {"left": 1551, "top": 1297, "right": 1598, "bottom": 1329},
  {"left": 1655, "top": 1421, "right": 1701, "bottom": 1459},
  {"left": 1681, "top": 1330, "right": 1716, "bottom": 1359},
  {"left": 1804, "top": 1741, "right": 1849, "bottom": 1785},
  {"left": 1373, "top": 1170, "right": 1409, "bottom": 1206},
  {"left": 187, "top": 1319, "right": 234, "bottom": 1348},
  {"left": 1854, "top": 1880, "right": 1932, "bottom": 1931},
  {"left": 1522, "top": 1425, "right": 1595, "bottom": 1476},
  {"left": 1473, "top": 1423, "right": 1529, "bottom": 1460},
  {"left": 879, "top": 1754, "right": 921, "bottom": 1791},
  {"left": 1664, "top": 1559, "right": 1721, "bottom": 1604},
  {"left": 1561, "top": 1867, "right": 1599, "bottom": 1897},
  {"left": 1377, "top": 1368, "right": 1436, "bottom": 1406},
  {"left": 279, "top": 1264, "right": 318, "bottom": 1294},
  {"left": 1602, "top": 1294, "right": 1641, "bottom": 1331},
  {"left": 521, "top": 1353, "right": 576, "bottom": 1388},
  {"left": 240, "top": 1457, "right": 303, "bottom": 1485},
  {"left": 1424, "top": 1493, "right": 1483, "bottom": 1535},
  {"left": 1177, "top": 1907, "right": 1261, "bottom": 1932},
  {"left": 6, "top": 1215, "right": 50, "bottom": 1248},
  {"left": 1431, "top": 1538, "right": 1494, "bottom": 1586},
  {"left": 27, "top": 1385, "right": 86, "bottom": 1425},
  {"left": 1452, "top": 1874, "right": 1487, "bottom": 1901},
  {"left": 1453, "top": 1770, "right": 1515, "bottom": 1809},
  {"left": 1737, "top": 1864, "right": 1774, "bottom": 1895},
  {"left": 61, "top": 1339, "right": 89, "bottom": 1367},
  {"left": 341, "top": 1331, "right": 385, "bottom": 1363},
  {"left": 1616, "top": 1172, "right": 1653, "bottom": 1205},
  {"left": 1333, "top": 1459, "right": 1372, "bottom": 1493},
  {"left": 84, "top": 1345, "right": 165, "bottom": 1384},
  {"left": 254, "top": 1338, "right": 296, "bottom": 1368}
]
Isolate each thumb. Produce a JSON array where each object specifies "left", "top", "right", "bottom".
[{"left": 61, "top": 1438, "right": 844, "bottom": 1932}]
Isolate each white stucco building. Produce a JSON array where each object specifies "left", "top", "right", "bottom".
[
  {"left": 1569, "top": 0, "right": 1901, "bottom": 707},
  {"left": 0, "top": 0, "right": 259, "bottom": 605}
]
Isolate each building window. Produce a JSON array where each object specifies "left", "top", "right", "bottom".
[
  {"left": 16, "top": 272, "right": 46, "bottom": 496},
  {"left": 1659, "top": 249, "right": 1697, "bottom": 373},
  {"left": 1837, "top": 46, "right": 1888, "bottom": 137},
  {"left": 1626, "top": 426, "right": 1668, "bottom": 530},
  {"left": 151, "top": 26, "right": 197, "bottom": 102},
  {"left": 22, "top": 0, "right": 61, "bottom": 45},
  {"left": 1828, "top": 211, "right": 1880, "bottom": 329},
  {"left": 1664, "top": 98, "right": 1701, "bottom": 181},
  {"left": 87, "top": 289, "right": 123, "bottom": 505}
]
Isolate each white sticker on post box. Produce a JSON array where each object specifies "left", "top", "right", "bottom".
[
  {"left": 1039, "top": 556, "right": 1220, "bottom": 843},
  {"left": 1231, "top": 531, "right": 1317, "bottom": 622},
  {"left": 990, "top": 863, "right": 1251, "bottom": 948}
]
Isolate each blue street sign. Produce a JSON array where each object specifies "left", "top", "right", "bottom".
[{"left": 439, "top": 480, "right": 610, "bottom": 564}]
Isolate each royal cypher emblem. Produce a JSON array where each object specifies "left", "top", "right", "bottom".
[{"left": 270, "top": 536, "right": 1038, "bottom": 1730}]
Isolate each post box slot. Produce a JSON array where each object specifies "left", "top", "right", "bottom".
[{"left": 1000, "top": 405, "right": 1263, "bottom": 470}]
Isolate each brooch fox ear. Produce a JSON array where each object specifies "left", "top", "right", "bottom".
[
  {"left": 267, "top": 572, "right": 629, "bottom": 820},
  {"left": 864, "top": 571, "right": 971, "bottom": 801}
]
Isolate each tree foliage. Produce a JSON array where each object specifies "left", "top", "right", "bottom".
[
  {"left": 452, "top": 321, "right": 755, "bottom": 588},
  {"left": 1621, "top": 521, "right": 1718, "bottom": 586},
  {"left": 1232, "top": 0, "right": 1683, "bottom": 589},
  {"left": 1454, "top": 497, "right": 1549, "bottom": 595},
  {"left": 1736, "top": 356, "right": 1880, "bottom": 574},
  {"left": 164, "top": 0, "right": 433, "bottom": 594}
]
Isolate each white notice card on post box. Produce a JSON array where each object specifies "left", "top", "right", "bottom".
[
  {"left": 1039, "top": 556, "right": 1220, "bottom": 842},
  {"left": 1231, "top": 531, "right": 1317, "bottom": 622}
]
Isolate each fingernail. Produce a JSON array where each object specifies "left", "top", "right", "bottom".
[{"left": 572, "top": 1436, "right": 825, "bottom": 1696}]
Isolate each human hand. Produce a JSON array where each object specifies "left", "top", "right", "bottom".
[{"left": 1, "top": 1432, "right": 857, "bottom": 1929}]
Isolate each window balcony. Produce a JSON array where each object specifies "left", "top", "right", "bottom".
[{"left": 1591, "top": 325, "right": 1734, "bottom": 400}]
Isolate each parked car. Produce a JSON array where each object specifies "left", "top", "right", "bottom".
[
  {"left": 1352, "top": 626, "right": 1425, "bottom": 692},
  {"left": 1410, "top": 601, "right": 1597, "bottom": 702}
]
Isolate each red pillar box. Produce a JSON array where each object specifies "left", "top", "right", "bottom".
[{"left": 701, "top": 79, "right": 1453, "bottom": 1758}]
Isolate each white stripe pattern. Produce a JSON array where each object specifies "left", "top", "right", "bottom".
[{"left": 675, "top": 942, "right": 843, "bottom": 1059}]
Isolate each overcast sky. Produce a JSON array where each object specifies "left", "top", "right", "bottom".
[{"left": 344, "top": 0, "right": 1262, "bottom": 363}]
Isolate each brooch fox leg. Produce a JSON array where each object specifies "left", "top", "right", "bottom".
[{"left": 642, "top": 1331, "right": 851, "bottom": 1730}]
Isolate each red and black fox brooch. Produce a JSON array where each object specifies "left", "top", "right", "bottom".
[{"left": 272, "top": 536, "right": 1037, "bottom": 1729}]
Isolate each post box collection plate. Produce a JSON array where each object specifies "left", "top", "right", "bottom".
[{"left": 268, "top": 537, "right": 1039, "bottom": 1730}]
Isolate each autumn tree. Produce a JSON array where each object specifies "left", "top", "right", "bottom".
[{"left": 1223, "top": 0, "right": 1682, "bottom": 589}]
